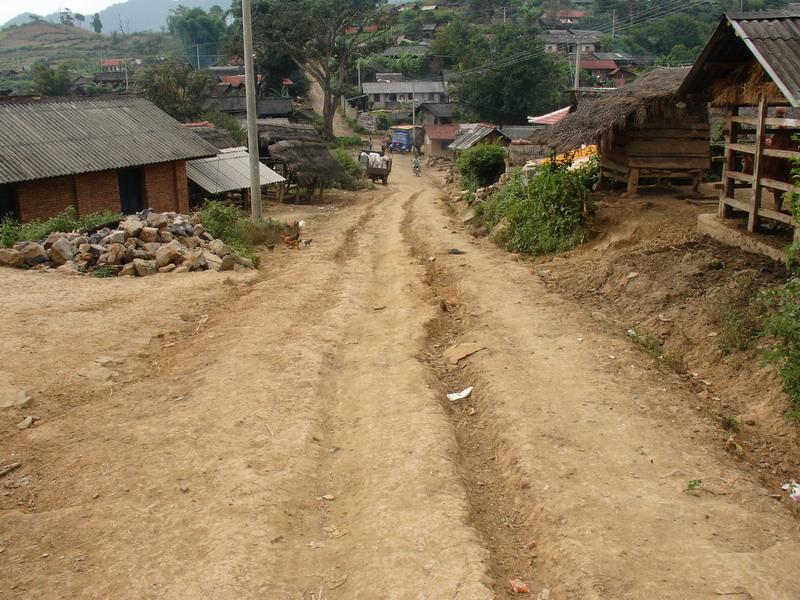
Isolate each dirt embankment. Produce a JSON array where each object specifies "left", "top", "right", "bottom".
[{"left": 520, "top": 191, "right": 799, "bottom": 493}]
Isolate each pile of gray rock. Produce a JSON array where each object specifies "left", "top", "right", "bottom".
[{"left": 0, "top": 209, "right": 254, "bottom": 276}]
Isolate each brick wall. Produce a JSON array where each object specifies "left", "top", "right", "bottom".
[
  {"left": 16, "top": 177, "right": 75, "bottom": 222},
  {"left": 75, "top": 171, "right": 120, "bottom": 217},
  {"left": 144, "top": 161, "right": 189, "bottom": 214},
  {"left": 15, "top": 160, "right": 191, "bottom": 223}
]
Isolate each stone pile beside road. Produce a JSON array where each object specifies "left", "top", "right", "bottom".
[{"left": 0, "top": 209, "right": 254, "bottom": 276}]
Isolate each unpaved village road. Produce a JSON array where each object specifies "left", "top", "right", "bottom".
[{"left": 2, "top": 159, "right": 800, "bottom": 599}]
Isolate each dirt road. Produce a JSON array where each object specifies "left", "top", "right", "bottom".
[{"left": 2, "top": 159, "right": 800, "bottom": 599}]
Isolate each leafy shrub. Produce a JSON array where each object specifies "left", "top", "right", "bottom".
[
  {"left": 198, "top": 200, "right": 285, "bottom": 265},
  {"left": 763, "top": 279, "right": 800, "bottom": 422},
  {"left": 456, "top": 145, "right": 507, "bottom": 191},
  {"left": 201, "top": 110, "right": 246, "bottom": 145},
  {"left": 335, "top": 134, "right": 364, "bottom": 148},
  {"left": 0, "top": 207, "right": 121, "bottom": 248},
  {"left": 374, "top": 112, "right": 392, "bottom": 131},
  {"left": 332, "top": 147, "right": 368, "bottom": 190}
]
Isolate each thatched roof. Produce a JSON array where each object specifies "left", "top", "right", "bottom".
[
  {"left": 529, "top": 67, "right": 691, "bottom": 154},
  {"left": 188, "top": 126, "right": 238, "bottom": 150},
  {"left": 267, "top": 140, "right": 344, "bottom": 184},
  {"left": 507, "top": 141, "right": 549, "bottom": 166},
  {"left": 259, "top": 122, "right": 321, "bottom": 146}
]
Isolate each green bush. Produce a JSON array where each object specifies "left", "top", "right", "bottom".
[
  {"left": 476, "top": 162, "right": 590, "bottom": 256},
  {"left": 201, "top": 110, "right": 246, "bottom": 145},
  {"left": 0, "top": 207, "right": 122, "bottom": 248},
  {"left": 374, "top": 112, "right": 392, "bottom": 131},
  {"left": 707, "top": 273, "right": 765, "bottom": 354},
  {"left": 198, "top": 201, "right": 285, "bottom": 265},
  {"left": 456, "top": 145, "right": 507, "bottom": 191},
  {"left": 334, "top": 135, "right": 363, "bottom": 148},
  {"left": 332, "top": 147, "right": 368, "bottom": 190},
  {"left": 763, "top": 280, "right": 800, "bottom": 422}
]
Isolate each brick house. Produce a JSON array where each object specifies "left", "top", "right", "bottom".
[{"left": 0, "top": 96, "right": 217, "bottom": 223}]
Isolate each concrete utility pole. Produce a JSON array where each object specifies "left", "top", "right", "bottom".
[
  {"left": 242, "top": 0, "right": 262, "bottom": 221},
  {"left": 574, "top": 41, "right": 581, "bottom": 90},
  {"left": 195, "top": 44, "right": 201, "bottom": 70},
  {"left": 611, "top": 10, "right": 616, "bottom": 40}
]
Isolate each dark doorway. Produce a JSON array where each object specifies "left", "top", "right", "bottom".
[
  {"left": 118, "top": 168, "right": 145, "bottom": 214},
  {"left": 0, "top": 184, "right": 19, "bottom": 221}
]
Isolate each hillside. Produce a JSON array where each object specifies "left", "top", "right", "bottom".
[
  {"left": 0, "top": 22, "right": 107, "bottom": 70},
  {"left": 3, "top": 0, "right": 222, "bottom": 34}
]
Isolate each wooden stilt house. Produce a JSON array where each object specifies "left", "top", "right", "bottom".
[
  {"left": 679, "top": 10, "right": 800, "bottom": 237},
  {"left": 529, "top": 68, "right": 710, "bottom": 195}
]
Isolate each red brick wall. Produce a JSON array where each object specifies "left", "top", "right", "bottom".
[
  {"left": 14, "top": 160, "right": 192, "bottom": 223},
  {"left": 144, "top": 161, "right": 189, "bottom": 214},
  {"left": 16, "top": 177, "right": 75, "bottom": 222},
  {"left": 75, "top": 171, "right": 120, "bottom": 217}
]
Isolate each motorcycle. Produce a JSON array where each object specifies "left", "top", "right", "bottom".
[{"left": 412, "top": 160, "right": 421, "bottom": 177}]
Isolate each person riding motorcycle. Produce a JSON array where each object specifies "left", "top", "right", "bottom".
[{"left": 411, "top": 157, "right": 421, "bottom": 176}]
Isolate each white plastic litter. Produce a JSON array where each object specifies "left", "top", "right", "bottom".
[
  {"left": 447, "top": 387, "right": 473, "bottom": 402},
  {"left": 782, "top": 481, "right": 800, "bottom": 502}
]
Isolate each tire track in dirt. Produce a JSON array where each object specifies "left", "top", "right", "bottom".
[{"left": 400, "top": 191, "right": 539, "bottom": 598}]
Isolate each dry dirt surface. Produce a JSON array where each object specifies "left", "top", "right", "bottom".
[{"left": 2, "top": 160, "right": 800, "bottom": 599}]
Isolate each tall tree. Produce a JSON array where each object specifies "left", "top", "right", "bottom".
[
  {"left": 91, "top": 13, "right": 103, "bottom": 33},
  {"left": 168, "top": 6, "right": 227, "bottom": 69},
  {"left": 253, "top": 0, "right": 390, "bottom": 141},
  {"left": 31, "top": 63, "right": 73, "bottom": 96},
  {"left": 74, "top": 13, "right": 85, "bottom": 28},
  {"left": 135, "top": 61, "right": 215, "bottom": 122}
]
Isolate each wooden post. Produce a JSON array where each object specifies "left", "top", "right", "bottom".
[
  {"left": 720, "top": 106, "right": 738, "bottom": 219},
  {"left": 748, "top": 95, "right": 768, "bottom": 232},
  {"left": 627, "top": 167, "right": 640, "bottom": 196}
]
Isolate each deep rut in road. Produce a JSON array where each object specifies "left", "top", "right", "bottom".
[{"left": 401, "top": 195, "right": 541, "bottom": 598}]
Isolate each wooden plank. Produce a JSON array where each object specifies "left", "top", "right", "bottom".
[
  {"left": 627, "top": 158, "right": 710, "bottom": 169},
  {"left": 726, "top": 170, "right": 753, "bottom": 183},
  {"left": 763, "top": 147, "right": 800, "bottom": 160},
  {"left": 748, "top": 95, "right": 767, "bottom": 232},
  {"left": 729, "top": 115, "right": 800, "bottom": 128},
  {"left": 727, "top": 142, "right": 755, "bottom": 154},
  {"left": 722, "top": 196, "right": 750, "bottom": 212},
  {"left": 759, "top": 177, "right": 799, "bottom": 193},
  {"left": 759, "top": 206, "right": 795, "bottom": 225},
  {"left": 627, "top": 167, "right": 640, "bottom": 195},
  {"left": 720, "top": 106, "right": 739, "bottom": 219},
  {"left": 629, "top": 129, "right": 710, "bottom": 139},
  {"left": 599, "top": 157, "right": 628, "bottom": 173}
]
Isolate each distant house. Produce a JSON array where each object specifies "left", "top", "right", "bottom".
[
  {"left": 543, "top": 29, "right": 603, "bottom": 54},
  {"left": 424, "top": 123, "right": 459, "bottom": 159},
  {"left": 543, "top": 9, "right": 587, "bottom": 25},
  {"left": 100, "top": 58, "right": 128, "bottom": 73},
  {"left": 362, "top": 81, "right": 447, "bottom": 109},
  {"left": 415, "top": 102, "right": 459, "bottom": 125},
  {"left": 578, "top": 58, "right": 620, "bottom": 84},
  {"left": 201, "top": 96, "right": 293, "bottom": 119},
  {"left": 208, "top": 65, "right": 245, "bottom": 78},
  {"left": 375, "top": 72, "right": 404, "bottom": 83},
  {"left": 449, "top": 124, "right": 511, "bottom": 155},
  {"left": 0, "top": 96, "right": 217, "bottom": 223},
  {"left": 610, "top": 67, "right": 636, "bottom": 87}
]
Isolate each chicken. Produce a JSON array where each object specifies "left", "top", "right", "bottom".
[{"left": 282, "top": 220, "right": 305, "bottom": 248}]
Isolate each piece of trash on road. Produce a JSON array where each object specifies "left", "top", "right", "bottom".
[
  {"left": 443, "top": 342, "right": 486, "bottom": 365},
  {"left": 608, "top": 354, "right": 616, "bottom": 359},
  {"left": 373, "top": 305, "right": 386, "bottom": 311},
  {"left": 426, "top": 256, "right": 436, "bottom": 262},
  {"left": 448, "top": 248, "right": 466, "bottom": 255},
  {"left": 524, "top": 538, "right": 537, "bottom": 550},
  {"left": 447, "top": 387, "right": 473, "bottom": 402},
  {"left": 318, "top": 494, "right": 335, "bottom": 501},
  {"left": 657, "top": 313, "right": 673, "bottom": 322},
  {"left": 782, "top": 481, "right": 800, "bottom": 502},
  {"left": 508, "top": 579, "right": 530, "bottom": 594}
]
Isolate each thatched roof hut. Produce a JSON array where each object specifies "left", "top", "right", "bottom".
[
  {"left": 259, "top": 122, "right": 321, "bottom": 147},
  {"left": 267, "top": 140, "right": 343, "bottom": 186},
  {"left": 529, "top": 67, "right": 709, "bottom": 195},
  {"left": 187, "top": 125, "right": 238, "bottom": 150},
  {"left": 529, "top": 67, "right": 692, "bottom": 154}
]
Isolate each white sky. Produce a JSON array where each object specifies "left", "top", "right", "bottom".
[{"left": 0, "top": 2, "right": 115, "bottom": 26}]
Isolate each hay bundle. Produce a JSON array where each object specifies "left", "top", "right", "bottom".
[{"left": 710, "top": 61, "right": 783, "bottom": 106}]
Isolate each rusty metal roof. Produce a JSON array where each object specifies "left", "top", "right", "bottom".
[
  {"left": 680, "top": 10, "right": 800, "bottom": 106},
  {"left": 0, "top": 96, "right": 217, "bottom": 185}
]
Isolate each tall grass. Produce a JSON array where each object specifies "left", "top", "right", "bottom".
[
  {"left": 0, "top": 207, "right": 121, "bottom": 248},
  {"left": 198, "top": 201, "right": 285, "bottom": 265}
]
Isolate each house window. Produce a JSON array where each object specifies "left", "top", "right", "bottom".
[
  {"left": 0, "top": 184, "right": 18, "bottom": 221},
  {"left": 373, "top": 94, "right": 381, "bottom": 102},
  {"left": 389, "top": 93, "right": 397, "bottom": 102}
]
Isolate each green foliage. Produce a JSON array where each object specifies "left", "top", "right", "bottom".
[
  {"left": 476, "top": 161, "right": 592, "bottom": 257},
  {"left": 332, "top": 147, "right": 368, "bottom": 190},
  {"left": 763, "top": 280, "right": 800, "bottom": 422},
  {"left": 707, "top": 274, "right": 765, "bottom": 354},
  {"left": 620, "top": 14, "right": 709, "bottom": 58},
  {"left": 30, "top": 62, "right": 73, "bottom": 96},
  {"left": 374, "top": 112, "right": 393, "bottom": 131},
  {"left": 201, "top": 110, "right": 246, "bottom": 145},
  {"left": 335, "top": 135, "right": 363, "bottom": 148},
  {"left": 91, "top": 13, "right": 102, "bottom": 33},
  {"left": 456, "top": 145, "right": 507, "bottom": 191},
  {"left": 168, "top": 6, "right": 227, "bottom": 69},
  {"left": 629, "top": 327, "right": 664, "bottom": 359},
  {"left": 0, "top": 207, "right": 122, "bottom": 248},
  {"left": 135, "top": 61, "right": 214, "bottom": 122},
  {"left": 198, "top": 201, "right": 285, "bottom": 265},
  {"left": 94, "top": 265, "right": 117, "bottom": 278}
]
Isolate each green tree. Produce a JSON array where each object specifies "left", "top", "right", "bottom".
[
  {"left": 30, "top": 63, "right": 73, "bottom": 96},
  {"left": 59, "top": 9, "right": 74, "bottom": 26},
  {"left": 74, "top": 13, "right": 85, "bottom": 27},
  {"left": 167, "top": 5, "right": 228, "bottom": 69},
  {"left": 91, "top": 13, "right": 103, "bottom": 33},
  {"left": 620, "top": 13, "right": 710, "bottom": 57},
  {"left": 434, "top": 12, "right": 566, "bottom": 124},
  {"left": 252, "top": 0, "right": 391, "bottom": 141},
  {"left": 135, "top": 61, "right": 215, "bottom": 122}
]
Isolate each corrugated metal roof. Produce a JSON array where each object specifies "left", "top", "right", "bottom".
[
  {"left": 425, "top": 124, "right": 459, "bottom": 140},
  {"left": 0, "top": 96, "right": 217, "bottom": 186},
  {"left": 449, "top": 125, "right": 509, "bottom": 151},
  {"left": 202, "top": 96, "right": 293, "bottom": 116},
  {"left": 187, "top": 148, "right": 284, "bottom": 194},
  {"left": 500, "top": 125, "right": 544, "bottom": 140},
  {"left": 680, "top": 10, "right": 800, "bottom": 106},
  {"left": 362, "top": 81, "right": 445, "bottom": 94},
  {"left": 417, "top": 102, "right": 458, "bottom": 117}
]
